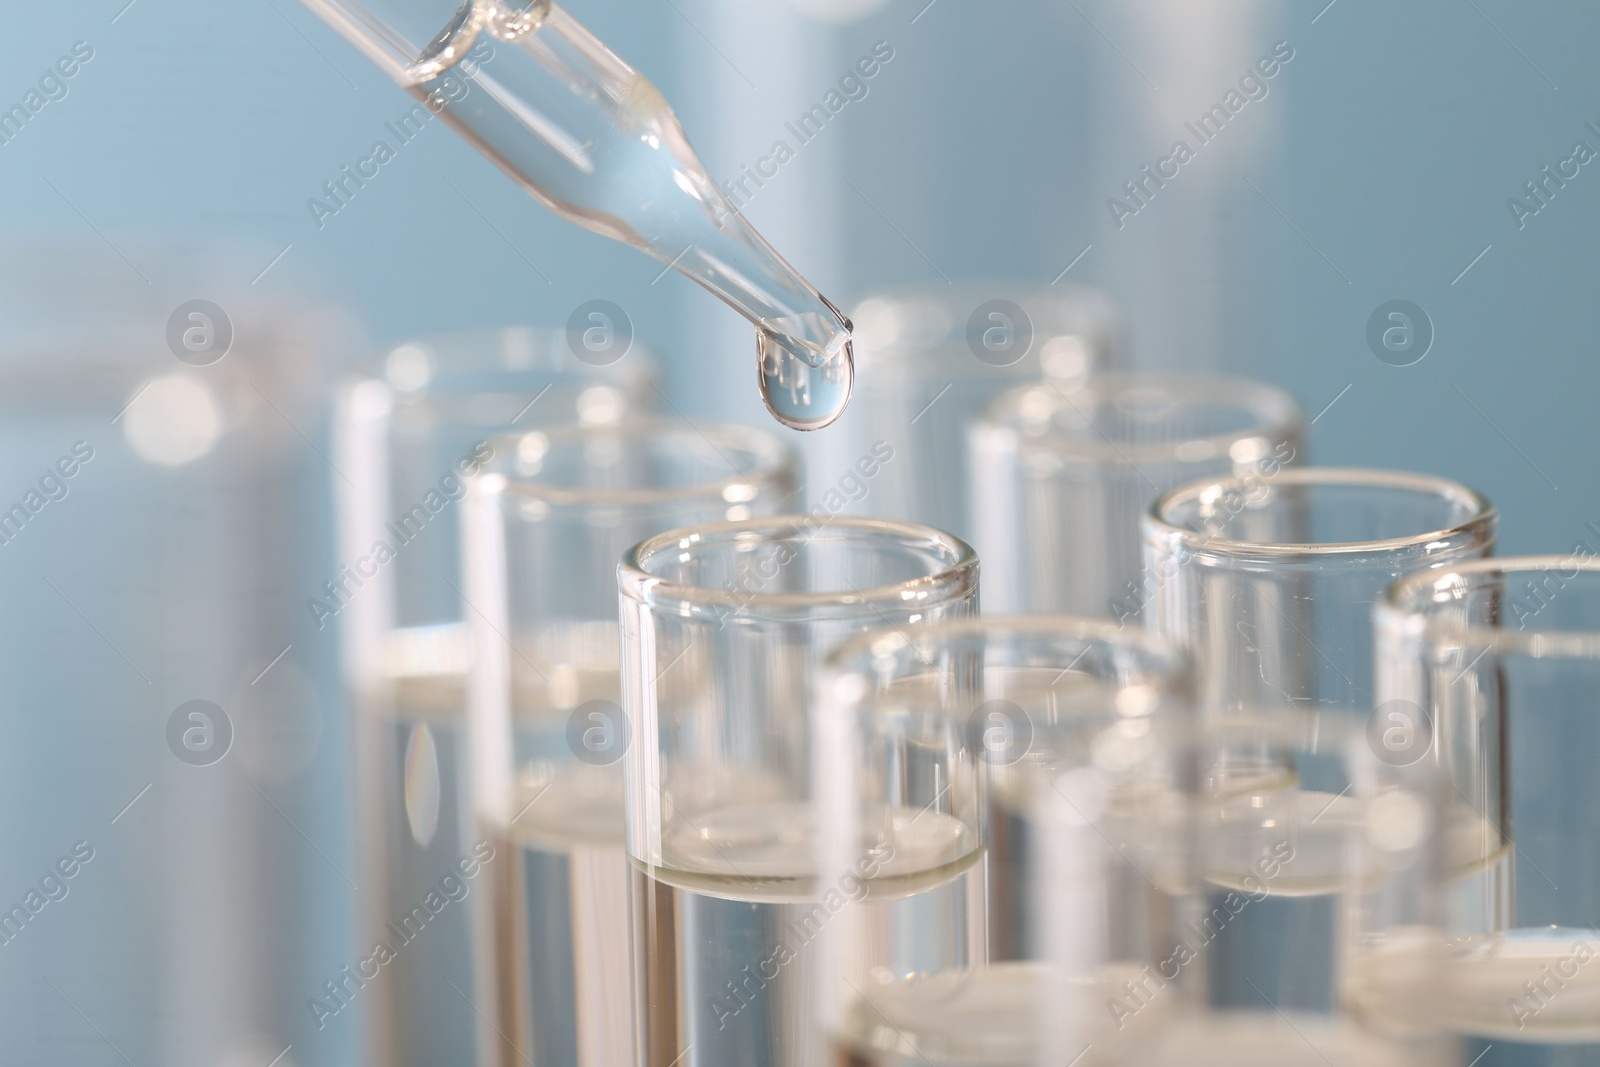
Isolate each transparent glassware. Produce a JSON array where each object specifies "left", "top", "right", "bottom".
[
  {"left": 1143, "top": 468, "right": 1496, "bottom": 720},
  {"left": 299, "top": 0, "right": 854, "bottom": 429},
  {"left": 461, "top": 419, "right": 795, "bottom": 1067},
  {"left": 0, "top": 242, "right": 355, "bottom": 1066},
  {"left": 1378, "top": 559, "right": 1600, "bottom": 1064},
  {"left": 968, "top": 373, "right": 1301, "bottom": 618},
  {"left": 804, "top": 284, "right": 1121, "bottom": 542},
  {"left": 1084, "top": 0, "right": 1290, "bottom": 381},
  {"left": 333, "top": 327, "right": 654, "bottom": 1067},
  {"left": 813, "top": 616, "right": 1193, "bottom": 1067},
  {"left": 1135, "top": 469, "right": 1495, "bottom": 1059},
  {"left": 1109, "top": 709, "right": 1456, "bottom": 1067},
  {"left": 339, "top": 327, "right": 655, "bottom": 633},
  {"left": 617, "top": 517, "right": 979, "bottom": 1067}
]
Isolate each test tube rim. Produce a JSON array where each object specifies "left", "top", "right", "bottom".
[
  {"left": 820, "top": 612, "right": 1191, "bottom": 690},
  {"left": 977, "top": 372, "right": 1303, "bottom": 466},
  {"left": 483, "top": 417, "right": 796, "bottom": 510},
  {"left": 848, "top": 282, "right": 1123, "bottom": 373},
  {"left": 1380, "top": 554, "right": 1600, "bottom": 659},
  {"left": 373, "top": 325, "right": 658, "bottom": 393},
  {"left": 618, "top": 515, "right": 978, "bottom": 617},
  {"left": 1147, "top": 466, "right": 1496, "bottom": 563}
]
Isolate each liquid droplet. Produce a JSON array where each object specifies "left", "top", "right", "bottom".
[
  {"left": 757, "top": 329, "right": 853, "bottom": 431},
  {"left": 403, "top": 721, "right": 442, "bottom": 848}
]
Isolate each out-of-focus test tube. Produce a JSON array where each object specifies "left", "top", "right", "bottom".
[
  {"left": 334, "top": 327, "right": 654, "bottom": 1067},
  {"left": 968, "top": 373, "right": 1301, "bottom": 618},
  {"left": 618, "top": 517, "right": 978, "bottom": 1067},
  {"left": 1085, "top": 0, "right": 1292, "bottom": 378},
  {"left": 803, "top": 284, "right": 1121, "bottom": 541},
  {"left": 461, "top": 419, "right": 795, "bottom": 1067},
  {"left": 1379, "top": 559, "right": 1600, "bottom": 1065},
  {"left": 1134, "top": 468, "right": 1496, "bottom": 1063},
  {"left": 815, "top": 616, "right": 1193, "bottom": 1067},
  {"left": 1111, "top": 710, "right": 1456, "bottom": 1067},
  {"left": 0, "top": 243, "right": 356, "bottom": 1066}
]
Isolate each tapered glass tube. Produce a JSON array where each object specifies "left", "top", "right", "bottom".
[
  {"left": 300, "top": 0, "right": 854, "bottom": 429},
  {"left": 1378, "top": 559, "right": 1600, "bottom": 1064},
  {"left": 460, "top": 419, "right": 795, "bottom": 1067},
  {"left": 969, "top": 374, "right": 1301, "bottom": 617},
  {"left": 335, "top": 327, "right": 653, "bottom": 1067},
  {"left": 808, "top": 284, "right": 1121, "bottom": 541},
  {"left": 1137, "top": 468, "right": 1494, "bottom": 1059},
  {"left": 814, "top": 616, "right": 1193, "bottom": 1067},
  {"left": 618, "top": 517, "right": 979, "bottom": 1067}
]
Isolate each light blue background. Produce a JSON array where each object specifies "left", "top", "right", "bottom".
[{"left": 1, "top": 0, "right": 1596, "bottom": 1063}]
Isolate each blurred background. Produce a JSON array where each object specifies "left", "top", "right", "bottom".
[{"left": 1, "top": 0, "right": 1595, "bottom": 1063}]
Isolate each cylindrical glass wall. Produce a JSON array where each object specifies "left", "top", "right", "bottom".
[
  {"left": 618, "top": 517, "right": 979, "bottom": 1067},
  {"left": 1379, "top": 559, "right": 1600, "bottom": 1066},
  {"left": 801, "top": 285, "right": 1121, "bottom": 543},
  {"left": 1136, "top": 468, "right": 1494, "bottom": 1062},
  {"left": 0, "top": 243, "right": 357, "bottom": 1066},
  {"left": 1085, "top": 0, "right": 1292, "bottom": 380},
  {"left": 815, "top": 616, "right": 1193, "bottom": 1067},
  {"left": 969, "top": 374, "right": 1301, "bottom": 617},
  {"left": 1114, "top": 710, "right": 1454, "bottom": 1066},
  {"left": 1144, "top": 468, "right": 1496, "bottom": 719},
  {"left": 462, "top": 419, "right": 796, "bottom": 1067},
  {"left": 335, "top": 327, "right": 654, "bottom": 1067}
]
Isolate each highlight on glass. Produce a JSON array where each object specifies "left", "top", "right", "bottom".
[
  {"left": 1378, "top": 556, "right": 1600, "bottom": 1065},
  {"left": 968, "top": 373, "right": 1301, "bottom": 617},
  {"left": 460, "top": 419, "right": 795, "bottom": 1067},
  {"left": 617, "top": 516, "right": 979, "bottom": 1067},
  {"left": 814, "top": 615, "right": 1193, "bottom": 1067}
]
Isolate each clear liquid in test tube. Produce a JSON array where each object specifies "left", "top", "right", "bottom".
[
  {"left": 301, "top": 0, "right": 854, "bottom": 430},
  {"left": 463, "top": 422, "right": 799, "bottom": 1067}
]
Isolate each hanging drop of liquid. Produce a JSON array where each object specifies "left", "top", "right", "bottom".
[{"left": 756, "top": 303, "right": 854, "bottom": 432}]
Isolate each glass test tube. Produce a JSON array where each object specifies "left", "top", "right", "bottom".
[
  {"left": 1378, "top": 559, "right": 1600, "bottom": 1065},
  {"left": 1116, "top": 710, "right": 1455, "bottom": 1067},
  {"left": 618, "top": 517, "right": 979, "bottom": 1067},
  {"left": 0, "top": 243, "right": 355, "bottom": 1065},
  {"left": 814, "top": 616, "right": 1193, "bottom": 1067},
  {"left": 461, "top": 419, "right": 796, "bottom": 1067},
  {"left": 804, "top": 284, "right": 1121, "bottom": 543},
  {"left": 1143, "top": 468, "right": 1496, "bottom": 720},
  {"left": 1140, "top": 469, "right": 1494, "bottom": 1036},
  {"left": 968, "top": 373, "right": 1302, "bottom": 617},
  {"left": 335, "top": 327, "right": 654, "bottom": 1067}
]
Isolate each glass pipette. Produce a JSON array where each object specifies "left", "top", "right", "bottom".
[{"left": 299, "top": 0, "right": 853, "bottom": 430}]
